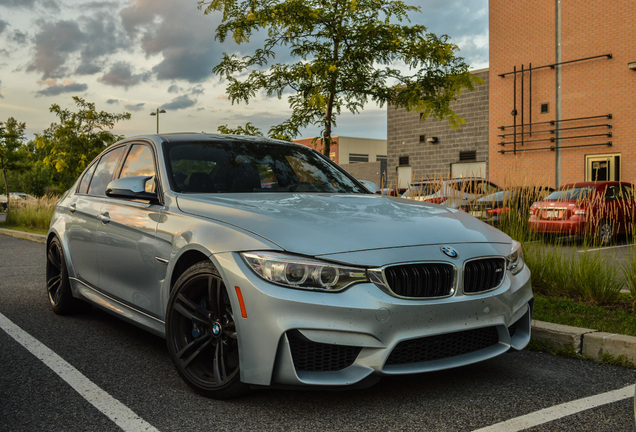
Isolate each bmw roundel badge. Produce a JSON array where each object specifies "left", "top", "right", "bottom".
[
  {"left": 441, "top": 246, "right": 458, "bottom": 259},
  {"left": 212, "top": 322, "right": 222, "bottom": 336}
]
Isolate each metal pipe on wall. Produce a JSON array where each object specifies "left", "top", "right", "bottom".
[{"left": 555, "top": 0, "right": 562, "bottom": 188}]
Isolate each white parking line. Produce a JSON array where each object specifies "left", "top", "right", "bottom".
[
  {"left": 473, "top": 384, "right": 635, "bottom": 432},
  {"left": 0, "top": 312, "right": 160, "bottom": 432},
  {"left": 578, "top": 243, "right": 635, "bottom": 253}
]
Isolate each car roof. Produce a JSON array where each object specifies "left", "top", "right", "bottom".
[
  {"left": 144, "top": 132, "right": 296, "bottom": 146},
  {"left": 559, "top": 181, "right": 627, "bottom": 189},
  {"left": 115, "top": 133, "right": 309, "bottom": 152},
  {"left": 410, "top": 177, "right": 488, "bottom": 185}
]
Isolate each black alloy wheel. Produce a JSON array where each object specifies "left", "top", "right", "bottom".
[
  {"left": 596, "top": 219, "right": 614, "bottom": 246},
  {"left": 166, "top": 261, "right": 247, "bottom": 399},
  {"left": 46, "top": 236, "right": 87, "bottom": 314}
]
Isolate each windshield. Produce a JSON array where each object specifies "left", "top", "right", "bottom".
[
  {"left": 546, "top": 186, "right": 595, "bottom": 200},
  {"left": 165, "top": 140, "right": 367, "bottom": 194}
]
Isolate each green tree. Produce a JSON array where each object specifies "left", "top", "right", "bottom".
[
  {"left": 217, "top": 122, "right": 264, "bottom": 136},
  {"left": 200, "top": 0, "right": 479, "bottom": 156},
  {"left": 35, "top": 96, "right": 131, "bottom": 190},
  {"left": 0, "top": 117, "right": 27, "bottom": 206}
]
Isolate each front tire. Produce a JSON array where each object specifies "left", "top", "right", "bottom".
[{"left": 166, "top": 262, "right": 247, "bottom": 399}]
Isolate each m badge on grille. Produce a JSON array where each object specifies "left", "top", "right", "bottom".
[{"left": 440, "top": 246, "right": 458, "bottom": 259}]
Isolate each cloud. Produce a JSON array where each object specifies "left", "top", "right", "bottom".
[
  {"left": 10, "top": 30, "right": 28, "bottom": 45},
  {"left": 0, "top": 20, "right": 6, "bottom": 34},
  {"left": 99, "top": 62, "right": 148, "bottom": 88},
  {"left": 414, "top": 0, "right": 488, "bottom": 68},
  {"left": 106, "top": 99, "right": 119, "bottom": 104},
  {"left": 26, "top": 10, "right": 133, "bottom": 79},
  {"left": 35, "top": 81, "right": 88, "bottom": 96},
  {"left": 125, "top": 102, "right": 145, "bottom": 112},
  {"left": 0, "top": 0, "right": 36, "bottom": 7},
  {"left": 0, "top": 0, "right": 59, "bottom": 11},
  {"left": 27, "top": 20, "right": 83, "bottom": 78},
  {"left": 121, "top": 0, "right": 222, "bottom": 82},
  {"left": 161, "top": 94, "right": 196, "bottom": 110}
]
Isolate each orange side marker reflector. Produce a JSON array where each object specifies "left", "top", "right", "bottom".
[{"left": 234, "top": 286, "right": 247, "bottom": 318}]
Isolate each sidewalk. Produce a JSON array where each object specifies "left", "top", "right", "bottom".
[{"left": 2, "top": 227, "right": 635, "bottom": 367}]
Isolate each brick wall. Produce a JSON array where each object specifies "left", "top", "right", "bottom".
[
  {"left": 387, "top": 69, "right": 489, "bottom": 187},
  {"left": 489, "top": 0, "right": 636, "bottom": 187}
]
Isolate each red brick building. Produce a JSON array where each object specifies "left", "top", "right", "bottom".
[{"left": 489, "top": 0, "right": 636, "bottom": 188}]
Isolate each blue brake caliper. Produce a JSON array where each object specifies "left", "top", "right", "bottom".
[{"left": 191, "top": 298, "right": 206, "bottom": 338}]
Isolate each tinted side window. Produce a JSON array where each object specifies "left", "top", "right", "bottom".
[
  {"left": 622, "top": 185, "right": 634, "bottom": 201},
  {"left": 604, "top": 185, "right": 621, "bottom": 201},
  {"left": 119, "top": 144, "right": 156, "bottom": 193},
  {"left": 87, "top": 146, "right": 126, "bottom": 196},
  {"left": 78, "top": 163, "right": 98, "bottom": 195}
]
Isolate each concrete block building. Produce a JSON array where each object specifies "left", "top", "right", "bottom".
[{"left": 387, "top": 69, "right": 490, "bottom": 190}]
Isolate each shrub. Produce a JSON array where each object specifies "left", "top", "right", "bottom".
[{"left": 5, "top": 195, "right": 58, "bottom": 231}]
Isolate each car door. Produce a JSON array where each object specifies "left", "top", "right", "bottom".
[
  {"left": 95, "top": 143, "right": 165, "bottom": 317},
  {"left": 65, "top": 145, "right": 127, "bottom": 288}
]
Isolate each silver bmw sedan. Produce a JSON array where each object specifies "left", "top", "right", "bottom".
[{"left": 46, "top": 133, "right": 533, "bottom": 398}]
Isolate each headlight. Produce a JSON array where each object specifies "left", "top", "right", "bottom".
[
  {"left": 241, "top": 252, "right": 368, "bottom": 291},
  {"left": 506, "top": 240, "right": 525, "bottom": 275}
]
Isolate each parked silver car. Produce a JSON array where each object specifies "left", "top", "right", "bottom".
[
  {"left": 46, "top": 133, "right": 533, "bottom": 398},
  {"left": 403, "top": 178, "right": 501, "bottom": 208}
]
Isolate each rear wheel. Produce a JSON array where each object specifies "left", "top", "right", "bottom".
[
  {"left": 166, "top": 262, "right": 248, "bottom": 399},
  {"left": 595, "top": 219, "right": 614, "bottom": 246},
  {"left": 46, "top": 237, "right": 88, "bottom": 314}
]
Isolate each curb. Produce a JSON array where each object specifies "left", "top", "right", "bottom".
[
  {"left": 532, "top": 320, "right": 636, "bottom": 366},
  {"left": 2, "top": 228, "right": 635, "bottom": 367},
  {"left": 0, "top": 228, "right": 46, "bottom": 243}
]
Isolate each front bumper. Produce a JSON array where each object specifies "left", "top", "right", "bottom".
[{"left": 213, "top": 246, "right": 533, "bottom": 388}]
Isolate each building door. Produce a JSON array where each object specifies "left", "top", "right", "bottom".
[
  {"left": 586, "top": 154, "right": 620, "bottom": 181},
  {"left": 451, "top": 161, "right": 486, "bottom": 178},
  {"left": 397, "top": 166, "right": 412, "bottom": 190}
]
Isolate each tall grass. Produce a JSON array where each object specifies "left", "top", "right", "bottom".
[
  {"left": 622, "top": 249, "right": 636, "bottom": 311},
  {"left": 399, "top": 172, "right": 635, "bottom": 306},
  {"left": 4, "top": 195, "right": 58, "bottom": 231},
  {"left": 522, "top": 242, "right": 578, "bottom": 298}
]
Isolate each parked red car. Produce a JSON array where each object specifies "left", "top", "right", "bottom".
[{"left": 528, "top": 181, "right": 635, "bottom": 244}]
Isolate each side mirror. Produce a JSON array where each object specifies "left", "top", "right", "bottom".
[{"left": 106, "top": 176, "right": 159, "bottom": 203}]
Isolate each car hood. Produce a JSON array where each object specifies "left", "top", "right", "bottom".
[{"left": 176, "top": 193, "right": 510, "bottom": 255}]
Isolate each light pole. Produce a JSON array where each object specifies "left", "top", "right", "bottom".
[{"left": 150, "top": 108, "right": 166, "bottom": 133}]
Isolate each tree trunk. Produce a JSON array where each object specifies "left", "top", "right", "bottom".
[
  {"left": 2, "top": 166, "right": 9, "bottom": 209},
  {"left": 323, "top": 92, "right": 335, "bottom": 158}
]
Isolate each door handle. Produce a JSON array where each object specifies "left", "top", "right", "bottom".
[
  {"left": 69, "top": 203, "right": 76, "bottom": 213},
  {"left": 98, "top": 212, "right": 110, "bottom": 224}
]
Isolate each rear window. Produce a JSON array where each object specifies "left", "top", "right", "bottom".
[
  {"left": 405, "top": 182, "right": 438, "bottom": 196},
  {"left": 546, "top": 186, "right": 594, "bottom": 200}
]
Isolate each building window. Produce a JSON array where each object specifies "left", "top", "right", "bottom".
[
  {"left": 419, "top": 135, "right": 426, "bottom": 143},
  {"left": 376, "top": 155, "right": 387, "bottom": 162},
  {"left": 586, "top": 154, "right": 621, "bottom": 181},
  {"left": 348, "top": 153, "right": 369, "bottom": 164},
  {"left": 398, "top": 156, "right": 410, "bottom": 166},
  {"left": 540, "top": 103, "right": 549, "bottom": 114},
  {"left": 459, "top": 150, "right": 477, "bottom": 162}
]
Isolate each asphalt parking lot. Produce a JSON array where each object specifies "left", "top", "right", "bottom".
[{"left": 1, "top": 234, "right": 635, "bottom": 431}]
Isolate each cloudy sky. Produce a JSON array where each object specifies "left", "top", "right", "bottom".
[{"left": 0, "top": 0, "right": 488, "bottom": 141}]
